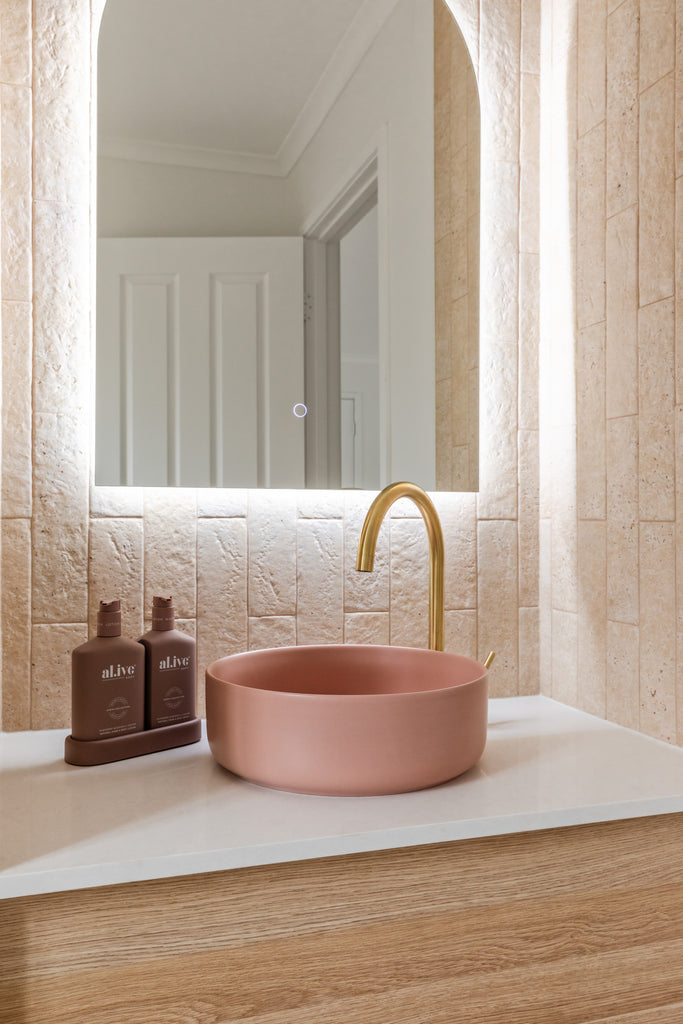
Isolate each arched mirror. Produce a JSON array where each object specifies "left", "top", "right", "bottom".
[{"left": 96, "top": 0, "right": 479, "bottom": 490}]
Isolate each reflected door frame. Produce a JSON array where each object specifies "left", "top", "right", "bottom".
[{"left": 303, "top": 138, "right": 389, "bottom": 489}]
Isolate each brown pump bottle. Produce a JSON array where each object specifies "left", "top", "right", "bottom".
[
  {"left": 139, "top": 596, "right": 196, "bottom": 729},
  {"left": 71, "top": 600, "right": 145, "bottom": 741}
]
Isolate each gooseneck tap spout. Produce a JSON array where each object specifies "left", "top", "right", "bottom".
[{"left": 356, "top": 481, "right": 445, "bottom": 652}]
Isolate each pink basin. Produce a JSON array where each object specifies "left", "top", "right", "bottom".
[{"left": 205, "top": 645, "right": 488, "bottom": 796}]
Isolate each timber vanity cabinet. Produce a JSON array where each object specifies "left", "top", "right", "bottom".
[{"left": 2, "top": 698, "right": 683, "bottom": 1022}]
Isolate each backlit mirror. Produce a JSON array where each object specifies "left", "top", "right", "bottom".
[{"left": 96, "top": 0, "right": 479, "bottom": 490}]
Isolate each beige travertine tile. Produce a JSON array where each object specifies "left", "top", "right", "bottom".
[
  {"left": 551, "top": 608, "right": 578, "bottom": 706},
  {"left": 577, "top": 321, "right": 606, "bottom": 520},
  {"left": 32, "top": 412, "right": 89, "bottom": 624},
  {"left": 577, "top": 123, "right": 606, "bottom": 330},
  {"left": 518, "top": 429, "right": 539, "bottom": 608},
  {"left": 479, "top": 0, "right": 520, "bottom": 164},
  {"left": 197, "top": 518, "right": 248, "bottom": 684},
  {"left": 606, "top": 415, "right": 639, "bottom": 625},
  {"left": 248, "top": 616, "right": 296, "bottom": 651},
  {"left": 676, "top": 176, "right": 683, "bottom": 404},
  {"left": 435, "top": 237, "right": 453, "bottom": 381},
  {"left": 0, "top": 0, "right": 31, "bottom": 86},
  {"left": 247, "top": 490, "right": 296, "bottom": 618},
  {"left": 577, "top": 520, "right": 607, "bottom": 718},
  {"left": 639, "top": 0, "right": 675, "bottom": 92},
  {"left": 551, "top": 0, "right": 578, "bottom": 59},
  {"left": 577, "top": 0, "right": 606, "bottom": 136},
  {"left": 606, "top": 619, "right": 639, "bottom": 730},
  {"left": 196, "top": 489, "right": 248, "bottom": 518},
  {"left": 477, "top": 339, "right": 518, "bottom": 521},
  {"left": 449, "top": 77, "right": 468, "bottom": 169},
  {"left": 2, "top": 518, "right": 31, "bottom": 730},
  {"left": 31, "top": 623, "right": 87, "bottom": 730},
  {"left": 296, "top": 491, "right": 343, "bottom": 520},
  {"left": 639, "top": 74, "right": 675, "bottom": 308},
  {"left": 296, "top": 519, "right": 343, "bottom": 645},
  {"left": 389, "top": 518, "right": 429, "bottom": 649},
  {"left": 435, "top": 378, "right": 453, "bottom": 491},
  {"left": 676, "top": 0, "right": 683, "bottom": 177},
  {"left": 639, "top": 299, "right": 675, "bottom": 406},
  {"left": 605, "top": 205, "right": 638, "bottom": 418},
  {"left": 2, "top": 84, "right": 31, "bottom": 302},
  {"left": 638, "top": 298, "right": 675, "bottom": 521},
  {"left": 90, "top": 486, "right": 143, "bottom": 519},
  {"left": 549, "top": 425, "right": 578, "bottom": 615},
  {"left": 520, "top": 74, "right": 540, "bottom": 256},
  {"left": 450, "top": 309, "right": 471, "bottom": 446},
  {"left": 606, "top": 0, "right": 639, "bottom": 217},
  {"left": 521, "top": 0, "right": 541, "bottom": 76},
  {"left": 538, "top": 518, "right": 552, "bottom": 696},
  {"left": 445, "top": 0, "right": 478, "bottom": 76},
  {"left": 639, "top": 522, "right": 676, "bottom": 743},
  {"left": 518, "top": 606, "right": 539, "bottom": 696},
  {"left": 519, "top": 254, "right": 540, "bottom": 432},
  {"left": 481, "top": 160, "right": 520, "bottom": 341},
  {"left": 88, "top": 518, "right": 144, "bottom": 639},
  {"left": 32, "top": 200, "right": 90, "bottom": 416},
  {"left": 143, "top": 490, "right": 197, "bottom": 620},
  {"left": 565, "top": 43, "right": 578, "bottom": 235},
  {"left": 450, "top": 212, "right": 469, "bottom": 304},
  {"left": 436, "top": 492, "right": 477, "bottom": 610},
  {"left": 547, "top": 249, "right": 577, "bottom": 432},
  {"left": 343, "top": 492, "right": 389, "bottom": 614},
  {"left": 677, "top": 405, "right": 683, "bottom": 744},
  {"left": 2, "top": 300, "right": 32, "bottom": 517},
  {"left": 443, "top": 608, "right": 477, "bottom": 659},
  {"left": 32, "top": 0, "right": 89, "bottom": 205},
  {"left": 477, "top": 519, "right": 518, "bottom": 698},
  {"left": 344, "top": 612, "right": 390, "bottom": 646},
  {"left": 451, "top": 292, "right": 470, "bottom": 394}
]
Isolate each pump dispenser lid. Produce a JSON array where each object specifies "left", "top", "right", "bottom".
[
  {"left": 97, "top": 599, "right": 121, "bottom": 637},
  {"left": 152, "top": 595, "right": 175, "bottom": 631}
]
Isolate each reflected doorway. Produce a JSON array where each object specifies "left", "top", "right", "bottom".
[{"left": 339, "top": 204, "right": 380, "bottom": 489}]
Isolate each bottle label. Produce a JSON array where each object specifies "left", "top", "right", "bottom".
[
  {"left": 158, "top": 654, "right": 191, "bottom": 671},
  {"left": 106, "top": 696, "right": 132, "bottom": 721},
  {"left": 163, "top": 686, "right": 185, "bottom": 711},
  {"left": 101, "top": 663, "right": 138, "bottom": 680}
]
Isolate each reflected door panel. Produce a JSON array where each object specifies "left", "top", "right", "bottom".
[{"left": 96, "top": 237, "right": 305, "bottom": 487}]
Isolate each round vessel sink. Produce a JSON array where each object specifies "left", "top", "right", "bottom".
[{"left": 205, "top": 645, "right": 488, "bottom": 796}]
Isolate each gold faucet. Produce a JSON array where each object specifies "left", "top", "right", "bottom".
[{"left": 356, "top": 481, "right": 445, "bottom": 652}]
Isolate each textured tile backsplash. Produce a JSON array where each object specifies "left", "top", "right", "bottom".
[
  {"left": 3, "top": 0, "right": 536, "bottom": 730},
  {"left": 542, "top": 0, "right": 682, "bottom": 744}
]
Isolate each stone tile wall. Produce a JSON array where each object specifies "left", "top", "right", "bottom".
[
  {"left": 434, "top": 0, "right": 481, "bottom": 492},
  {"left": 0, "top": 0, "right": 540, "bottom": 730},
  {"left": 541, "top": 0, "right": 683, "bottom": 744}
]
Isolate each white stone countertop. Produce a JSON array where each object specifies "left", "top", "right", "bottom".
[{"left": 3, "top": 694, "right": 683, "bottom": 901}]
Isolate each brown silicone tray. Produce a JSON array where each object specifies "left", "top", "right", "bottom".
[{"left": 64, "top": 717, "right": 202, "bottom": 766}]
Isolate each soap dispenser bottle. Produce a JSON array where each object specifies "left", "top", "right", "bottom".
[
  {"left": 71, "top": 600, "right": 145, "bottom": 741},
  {"left": 139, "top": 596, "right": 196, "bottom": 729}
]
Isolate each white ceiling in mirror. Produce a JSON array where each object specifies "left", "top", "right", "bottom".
[{"left": 98, "top": 0, "right": 396, "bottom": 175}]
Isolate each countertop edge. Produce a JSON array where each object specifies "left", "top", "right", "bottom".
[{"left": 4, "top": 795, "right": 683, "bottom": 901}]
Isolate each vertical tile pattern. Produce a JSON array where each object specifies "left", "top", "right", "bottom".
[
  {"left": 434, "top": 0, "right": 480, "bottom": 491},
  {"left": 0, "top": 0, "right": 541, "bottom": 731},
  {"left": 1, "top": 519, "right": 31, "bottom": 729},
  {"left": 542, "top": 0, "right": 683, "bottom": 744}
]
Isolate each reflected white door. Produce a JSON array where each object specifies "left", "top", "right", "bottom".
[{"left": 97, "top": 236, "right": 305, "bottom": 487}]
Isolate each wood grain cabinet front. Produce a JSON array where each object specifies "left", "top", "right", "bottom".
[{"left": 1, "top": 813, "right": 682, "bottom": 1023}]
